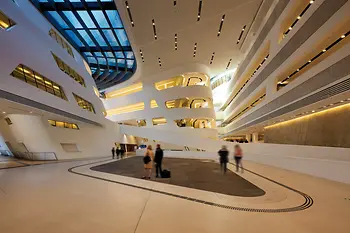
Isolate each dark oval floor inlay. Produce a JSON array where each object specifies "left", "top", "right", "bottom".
[{"left": 68, "top": 158, "right": 313, "bottom": 213}]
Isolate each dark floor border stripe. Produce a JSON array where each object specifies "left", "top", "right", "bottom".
[{"left": 68, "top": 159, "right": 313, "bottom": 213}]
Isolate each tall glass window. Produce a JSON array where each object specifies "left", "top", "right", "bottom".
[
  {"left": 11, "top": 64, "right": 67, "bottom": 101},
  {"left": 49, "top": 29, "right": 74, "bottom": 57},
  {"left": 52, "top": 53, "right": 86, "bottom": 87},
  {"left": 48, "top": 120, "right": 79, "bottom": 130},
  {"left": 73, "top": 93, "right": 95, "bottom": 113},
  {"left": 0, "top": 10, "right": 16, "bottom": 30}
]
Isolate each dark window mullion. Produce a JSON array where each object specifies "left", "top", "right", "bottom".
[
  {"left": 95, "top": 0, "right": 127, "bottom": 70},
  {"left": 81, "top": 0, "right": 118, "bottom": 64},
  {"left": 46, "top": 0, "right": 91, "bottom": 51}
]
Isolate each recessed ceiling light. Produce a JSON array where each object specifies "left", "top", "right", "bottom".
[
  {"left": 217, "top": 14, "right": 225, "bottom": 37},
  {"left": 308, "top": 60, "right": 312, "bottom": 63},
  {"left": 289, "top": 27, "right": 292, "bottom": 30},
  {"left": 236, "top": 25, "right": 246, "bottom": 44},
  {"left": 297, "top": 16, "right": 301, "bottom": 19},
  {"left": 210, "top": 52, "right": 215, "bottom": 64},
  {"left": 322, "top": 49, "right": 326, "bottom": 52},
  {"left": 197, "top": 1, "right": 202, "bottom": 21},
  {"left": 152, "top": 19, "right": 157, "bottom": 40},
  {"left": 310, "top": 0, "right": 314, "bottom": 3},
  {"left": 312, "top": 110, "right": 315, "bottom": 113},
  {"left": 341, "top": 35, "right": 345, "bottom": 38},
  {"left": 125, "top": 1, "right": 134, "bottom": 27},
  {"left": 340, "top": 100, "right": 344, "bottom": 103}
]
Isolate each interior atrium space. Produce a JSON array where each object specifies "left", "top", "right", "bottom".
[{"left": 1, "top": 0, "right": 350, "bottom": 232}]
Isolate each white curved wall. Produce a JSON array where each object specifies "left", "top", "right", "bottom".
[
  {"left": 0, "top": 1, "right": 123, "bottom": 159},
  {"left": 103, "top": 65, "right": 217, "bottom": 138},
  {"left": 0, "top": 1, "right": 106, "bottom": 124}
]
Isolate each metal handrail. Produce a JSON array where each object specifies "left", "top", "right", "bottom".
[
  {"left": 12, "top": 152, "right": 58, "bottom": 161},
  {"left": 0, "top": 150, "right": 12, "bottom": 156}
]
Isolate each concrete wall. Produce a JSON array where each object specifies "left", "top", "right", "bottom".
[{"left": 264, "top": 103, "right": 350, "bottom": 148}]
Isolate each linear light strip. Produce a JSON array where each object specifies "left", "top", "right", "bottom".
[
  {"left": 236, "top": 25, "right": 246, "bottom": 44},
  {"left": 175, "top": 33, "right": 178, "bottom": 50},
  {"left": 279, "top": 30, "right": 350, "bottom": 86},
  {"left": 139, "top": 49, "right": 145, "bottom": 62},
  {"left": 226, "top": 59, "right": 232, "bottom": 70},
  {"left": 283, "top": 0, "right": 315, "bottom": 39},
  {"left": 217, "top": 15, "right": 225, "bottom": 37},
  {"left": 197, "top": 0, "right": 203, "bottom": 21},
  {"left": 152, "top": 19, "right": 157, "bottom": 40},
  {"left": 125, "top": 1, "right": 134, "bottom": 27},
  {"left": 193, "top": 43, "right": 197, "bottom": 57},
  {"left": 210, "top": 52, "right": 215, "bottom": 64}
]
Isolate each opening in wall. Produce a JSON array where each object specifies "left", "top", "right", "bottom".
[
  {"left": 137, "top": 119, "right": 146, "bottom": 127},
  {"left": 165, "top": 97, "right": 213, "bottom": 109},
  {"left": 150, "top": 100, "right": 158, "bottom": 108},
  {"left": 49, "top": 29, "right": 74, "bottom": 57},
  {"left": 221, "top": 89, "right": 266, "bottom": 127},
  {"left": 73, "top": 93, "right": 95, "bottom": 113},
  {"left": 106, "top": 102, "right": 145, "bottom": 116},
  {"left": 174, "top": 118, "right": 214, "bottom": 128},
  {"left": 277, "top": 26, "right": 350, "bottom": 90},
  {"left": 48, "top": 120, "right": 79, "bottom": 130},
  {"left": 221, "top": 41, "right": 270, "bottom": 111},
  {"left": 105, "top": 82, "right": 143, "bottom": 99},
  {"left": 51, "top": 53, "right": 86, "bottom": 87},
  {"left": 280, "top": 0, "right": 315, "bottom": 41},
  {"left": 10, "top": 64, "right": 68, "bottom": 101},
  {"left": 4, "top": 117, "right": 12, "bottom": 125},
  {"left": 0, "top": 10, "right": 16, "bottom": 30},
  {"left": 155, "top": 72, "right": 209, "bottom": 91},
  {"left": 152, "top": 117, "right": 167, "bottom": 126},
  {"left": 60, "top": 143, "right": 80, "bottom": 152}
]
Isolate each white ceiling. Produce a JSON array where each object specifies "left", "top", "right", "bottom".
[{"left": 116, "top": 0, "right": 272, "bottom": 79}]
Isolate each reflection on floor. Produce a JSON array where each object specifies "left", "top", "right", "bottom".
[
  {"left": 91, "top": 157, "right": 265, "bottom": 197},
  {"left": 0, "top": 157, "right": 350, "bottom": 233}
]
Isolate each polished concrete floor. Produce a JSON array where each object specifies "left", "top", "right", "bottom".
[
  {"left": 91, "top": 157, "right": 265, "bottom": 197},
  {"left": 0, "top": 156, "right": 350, "bottom": 233}
]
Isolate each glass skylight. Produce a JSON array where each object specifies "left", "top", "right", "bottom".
[{"left": 31, "top": 0, "right": 136, "bottom": 90}]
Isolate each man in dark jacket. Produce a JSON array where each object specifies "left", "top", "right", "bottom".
[
  {"left": 154, "top": 144, "right": 164, "bottom": 178},
  {"left": 218, "top": 145, "right": 229, "bottom": 174},
  {"left": 111, "top": 147, "right": 115, "bottom": 159}
]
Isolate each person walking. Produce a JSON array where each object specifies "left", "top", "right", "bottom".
[
  {"left": 154, "top": 144, "right": 164, "bottom": 178},
  {"left": 142, "top": 145, "right": 154, "bottom": 179},
  {"left": 218, "top": 145, "right": 229, "bottom": 174},
  {"left": 120, "top": 146, "right": 125, "bottom": 159},
  {"left": 111, "top": 147, "right": 115, "bottom": 159},
  {"left": 116, "top": 146, "right": 120, "bottom": 159},
  {"left": 234, "top": 144, "right": 243, "bottom": 173}
]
